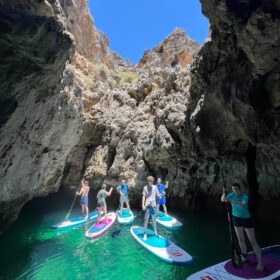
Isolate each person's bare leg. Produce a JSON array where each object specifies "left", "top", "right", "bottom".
[
  {"left": 82, "top": 205, "right": 85, "bottom": 215},
  {"left": 85, "top": 205, "right": 89, "bottom": 220},
  {"left": 234, "top": 226, "right": 247, "bottom": 260},
  {"left": 152, "top": 214, "right": 157, "bottom": 235},
  {"left": 245, "top": 228, "right": 263, "bottom": 270},
  {"left": 156, "top": 205, "right": 159, "bottom": 216},
  {"left": 126, "top": 201, "right": 131, "bottom": 212},
  {"left": 144, "top": 213, "right": 149, "bottom": 240},
  {"left": 163, "top": 204, "right": 168, "bottom": 216},
  {"left": 104, "top": 205, "right": 108, "bottom": 223},
  {"left": 120, "top": 200, "right": 124, "bottom": 212},
  {"left": 97, "top": 208, "right": 101, "bottom": 224}
]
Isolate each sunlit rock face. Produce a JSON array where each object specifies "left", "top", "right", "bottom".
[
  {"left": 61, "top": 28, "right": 200, "bottom": 202},
  {"left": 186, "top": 0, "right": 280, "bottom": 219},
  {"left": 1, "top": 0, "right": 279, "bottom": 230}
]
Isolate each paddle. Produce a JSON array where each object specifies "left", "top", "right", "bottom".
[
  {"left": 221, "top": 167, "right": 243, "bottom": 269},
  {"left": 64, "top": 192, "right": 78, "bottom": 221},
  {"left": 111, "top": 193, "right": 165, "bottom": 238}
]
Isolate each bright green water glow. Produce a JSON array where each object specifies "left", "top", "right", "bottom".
[{"left": 0, "top": 207, "right": 279, "bottom": 280}]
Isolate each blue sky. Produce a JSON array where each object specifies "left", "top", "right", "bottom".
[{"left": 88, "top": 0, "right": 209, "bottom": 64}]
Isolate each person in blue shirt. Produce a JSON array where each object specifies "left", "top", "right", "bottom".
[
  {"left": 221, "top": 183, "right": 263, "bottom": 271},
  {"left": 156, "top": 178, "right": 169, "bottom": 216},
  {"left": 117, "top": 179, "right": 131, "bottom": 212}
]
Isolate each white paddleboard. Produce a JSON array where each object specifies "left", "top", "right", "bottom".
[
  {"left": 117, "top": 208, "right": 134, "bottom": 224},
  {"left": 187, "top": 245, "right": 280, "bottom": 280},
  {"left": 156, "top": 211, "right": 183, "bottom": 229},
  {"left": 52, "top": 211, "right": 99, "bottom": 229},
  {"left": 130, "top": 226, "right": 192, "bottom": 265},
  {"left": 86, "top": 212, "right": 116, "bottom": 238}
]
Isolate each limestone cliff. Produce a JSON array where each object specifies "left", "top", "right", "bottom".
[
  {"left": 0, "top": 0, "right": 115, "bottom": 230},
  {"left": 1, "top": 0, "right": 280, "bottom": 231},
  {"left": 186, "top": 0, "right": 280, "bottom": 218}
]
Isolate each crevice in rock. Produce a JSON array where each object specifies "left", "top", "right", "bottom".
[
  {"left": 165, "top": 125, "right": 182, "bottom": 146},
  {"left": 106, "top": 146, "right": 116, "bottom": 173},
  {"left": 0, "top": 97, "right": 18, "bottom": 129},
  {"left": 225, "top": 0, "right": 261, "bottom": 23},
  {"left": 246, "top": 143, "right": 260, "bottom": 217},
  {"left": 142, "top": 157, "right": 157, "bottom": 178}
]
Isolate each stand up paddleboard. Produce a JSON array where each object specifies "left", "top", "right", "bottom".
[
  {"left": 130, "top": 226, "right": 192, "bottom": 265},
  {"left": 187, "top": 245, "right": 280, "bottom": 280},
  {"left": 156, "top": 211, "right": 183, "bottom": 229},
  {"left": 52, "top": 211, "right": 100, "bottom": 229},
  {"left": 117, "top": 208, "right": 134, "bottom": 224},
  {"left": 86, "top": 212, "right": 116, "bottom": 238}
]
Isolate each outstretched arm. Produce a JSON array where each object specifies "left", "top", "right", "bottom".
[
  {"left": 221, "top": 188, "right": 227, "bottom": 202},
  {"left": 76, "top": 187, "right": 83, "bottom": 196},
  {"left": 107, "top": 187, "right": 113, "bottom": 196},
  {"left": 142, "top": 195, "right": 146, "bottom": 210},
  {"left": 165, "top": 181, "right": 169, "bottom": 189}
]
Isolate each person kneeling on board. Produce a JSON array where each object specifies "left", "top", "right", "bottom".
[
  {"left": 221, "top": 183, "right": 264, "bottom": 271},
  {"left": 76, "top": 179, "right": 90, "bottom": 220},
  {"left": 97, "top": 184, "right": 113, "bottom": 224},
  {"left": 156, "top": 177, "right": 168, "bottom": 216},
  {"left": 142, "top": 176, "right": 161, "bottom": 240},
  {"left": 117, "top": 179, "right": 131, "bottom": 212}
]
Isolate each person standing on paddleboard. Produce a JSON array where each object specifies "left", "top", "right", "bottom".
[
  {"left": 221, "top": 183, "right": 264, "bottom": 271},
  {"left": 76, "top": 179, "right": 90, "bottom": 220},
  {"left": 156, "top": 178, "right": 168, "bottom": 216},
  {"left": 142, "top": 176, "right": 161, "bottom": 240},
  {"left": 117, "top": 179, "right": 131, "bottom": 213},
  {"left": 97, "top": 184, "right": 113, "bottom": 224}
]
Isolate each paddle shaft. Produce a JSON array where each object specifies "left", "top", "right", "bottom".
[
  {"left": 65, "top": 192, "right": 78, "bottom": 220},
  {"left": 221, "top": 167, "right": 243, "bottom": 268}
]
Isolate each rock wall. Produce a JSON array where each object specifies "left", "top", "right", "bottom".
[
  {"left": 186, "top": 0, "right": 280, "bottom": 218},
  {"left": 0, "top": 0, "right": 115, "bottom": 231},
  {"left": 1, "top": 0, "right": 279, "bottom": 230}
]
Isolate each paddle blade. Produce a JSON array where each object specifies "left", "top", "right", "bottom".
[
  {"left": 111, "top": 230, "right": 121, "bottom": 238},
  {"left": 231, "top": 246, "right": 243, "bottom": 269}
]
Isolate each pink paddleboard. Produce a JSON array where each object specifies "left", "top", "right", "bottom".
[{"left": 85, "top": 212, "right": 116, "bottom": 238}]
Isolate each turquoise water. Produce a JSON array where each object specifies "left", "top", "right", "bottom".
[{"left": 0, "top": 203, "right": 279, "bottom": 280}]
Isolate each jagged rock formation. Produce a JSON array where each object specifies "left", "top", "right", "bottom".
[
  {"left": 0, "top": 0, "right": 280, "bottom": 230},
  {"left": 186, "top": 0, "right": 280, "bottom": 218},
  {"left": 0, "top": 0, "right": 115, "bottom": 230},
  {"left": 61, "top": 28, "right": 199, "bottom": 202}
]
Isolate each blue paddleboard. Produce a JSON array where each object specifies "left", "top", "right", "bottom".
[
  {"left": 117, "top": 208, "right": 134, "bottom": 224},
  {"left": 130, "top": 226, "right": 192, "bottom": 265},
  {"left": 156, "top": 211, "right": 183, "bottom": 229},
  {"left": 52, "top": 211, "right": 99, "bottom": 229}
]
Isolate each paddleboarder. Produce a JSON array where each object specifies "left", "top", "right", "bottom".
[
  {"left": 76, "top": 179, "right": 90, "bottom": 220},
  {"left": 97, "top": 184, "right": 113, "bottom": 224},
  {"left": 142, "top": 176, "right": 160, "bottom": 240},
  {"left": 156, "top": 177, "right": 168, "bottom": 216},
  {"left": 221, "top": 183, "right": 264, "bottom": 271},
  {"left": 117, "top": 179, "right": 131, "bottom": 212}
]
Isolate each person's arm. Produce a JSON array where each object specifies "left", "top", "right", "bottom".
[
  {"left": 228, "top": 198, "right": 247, "bottom": 207},
  {"left": 221, "top": 188, "right": 227, "bottom": 202},
  {"left": 106, "top": 187, "right": 113, "bottom": 196},
  {"left": 156, "top": 187, "right": 161, "bottom": 198},
  {"left": 142, "top": 195, "right": 146, "bottom": 210},
  {"left": 165, "top": 181, "right": 169, "bottom": 189},
  {"left": 76, "top": 187, "right": 83, "bottom": 196},
  {"left": 117, "top": 186, "right": 121, "bottom": 194}
]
